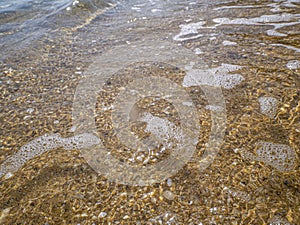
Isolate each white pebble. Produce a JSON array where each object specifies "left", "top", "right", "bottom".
[
  {"left": 98, "top": 212, "right": 107, "bottom": 218},
  {"left": 26, "top": 108, "right": 34, "bottom": 114},
  {"left": 163, "top": 190, "right": 175, "bottom": 200}
]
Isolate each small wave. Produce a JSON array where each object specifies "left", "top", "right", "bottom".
[{"left": 0, "top": 0, "right": 114, "bottom": 59}]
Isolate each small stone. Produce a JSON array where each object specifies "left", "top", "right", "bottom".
[
  {"left": 23, "top": 115, "right": 31, "bottom": 120},
  {"left": 98, "top": 212, "right": 107, "bottom": 218},
  {"left": 4, "top": 172, "right": 14, "bottom": 179},
  {"left": 194, "top": 48, "right": 203, "bottom": 54},
  {"left": 26, "top": 108, "right": 34, "bottom": 114},
  {"left": 163, "top": 190, "right": 175, "bottom": 200},
  {"left": 233, "top": 148, "right": 239, "bottom": 153}
]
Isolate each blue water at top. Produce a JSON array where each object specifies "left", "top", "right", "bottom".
[{"left": 0, "top": 0, "right": 111, "bottom": 57}]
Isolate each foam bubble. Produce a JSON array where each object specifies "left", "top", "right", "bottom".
[
  {"left": 139, "top": 112, "right": 184, "bottom": 146},
  {"left": 258, "top": 96, "right": 278, "bottom": 118},
  {"left": 286, "top": 60, "right": 300, "bottom": 70},
  {"left": 242, "top": 141, "right": 297, "bottom": 172},
  {"left": 183, "top": 63, "right": 244, "bottom": 89}
]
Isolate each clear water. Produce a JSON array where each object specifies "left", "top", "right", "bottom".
[
  {"left": 0, "top": 0, "right": 299, "bottom": 224},
  {"left": 0, "top": 0, "right": 111, "bottom": 55}
]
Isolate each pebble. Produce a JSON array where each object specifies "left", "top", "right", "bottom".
[
  {"left": 163, "top": 190, "right": 175, "bottom": 200},
  {"left": 98, "top": 212, "right": 107, "bottom": 218},
  {"left": 26, "top": 108, "right": 34, "bottom": 114}
]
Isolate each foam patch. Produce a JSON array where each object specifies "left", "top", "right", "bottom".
[
  {"left": 182, "top": 63, "right": 244, "bottom": 89},
  {"left": 0, "top": 133, "right": 100, "bottom": 179},
  {"left": 213, "top": 5, "right": 260, "bottom": 10},
  {"left": 286, "top": 60, "right": 300, "bottom": 69},
  {"left": 242, "top": 141, "right": 297, "bottom": 172},
  {"left": 222, "top": 40, "right": 237, "bottom": 46},
  {"left": 258, "top": 96, "right": 278, "bottom": 118},
  {"left": 213, "top": 13, "right": 300, "bottom": 37},
  {"left": 139, "top": 112, "right": 184, "bottom": 147},
  {"left": 173, "top": 21, "right": 206, "bottom": 41},
  {"left": 270, "top": 43, "right": 300, "bottom": 53}
]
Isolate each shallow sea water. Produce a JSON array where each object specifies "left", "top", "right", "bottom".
[{"left": 0, "top": 0, "right": 299, "bottom": 224}]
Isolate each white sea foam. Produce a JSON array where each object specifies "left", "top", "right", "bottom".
[
  {"left": 213, "top": 13, "right": 300, "bottom": 37},
  {"left": 267, "top": 3, "right": 282, "bottom": 12},
  {"left": 182, "top": 63, "right": 244, "bottom": 89},
  {"left": 182, "top": 101, "right": 193, "bottom": 106},
  {"left": 213, "top": 5, "right": 260, "bottom": 11},
  {"left": 131, "top": 6, "right": 141, "bottom": 12},
  {"left": 268, "top": 0, "right": 300, "bottom": 12},
  {"left": 258, "top": 96, "right": 278, "bottom": 118},
  {"left": 242, "top": 141, "right": 297, "bottom": 172},
  {"left": 139, "top": 112, "right": 184, "bottom": 145},
  {"left": 63, "top": 133, "right": 101, "bottom": 150},
  {"left": 222, "top": 40, "right": 237, "bottom": 46},
  {"left": 270, "top": 43, "right": 300, "bottom": 53},
  {"left": 205, "top": 105, "right": 224, "bottom": 112},
  {"left": 0, "top": 133, "right": 100, "bottom": 179},
  {"left": 173, "top": 21, "right": 206, "bottom": 41},
  {"left": 281, "top": 0, "right": 300, "bottom": 8},
  {"left": 286, "top": 60, "right": 300, "bottom": 69}
]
